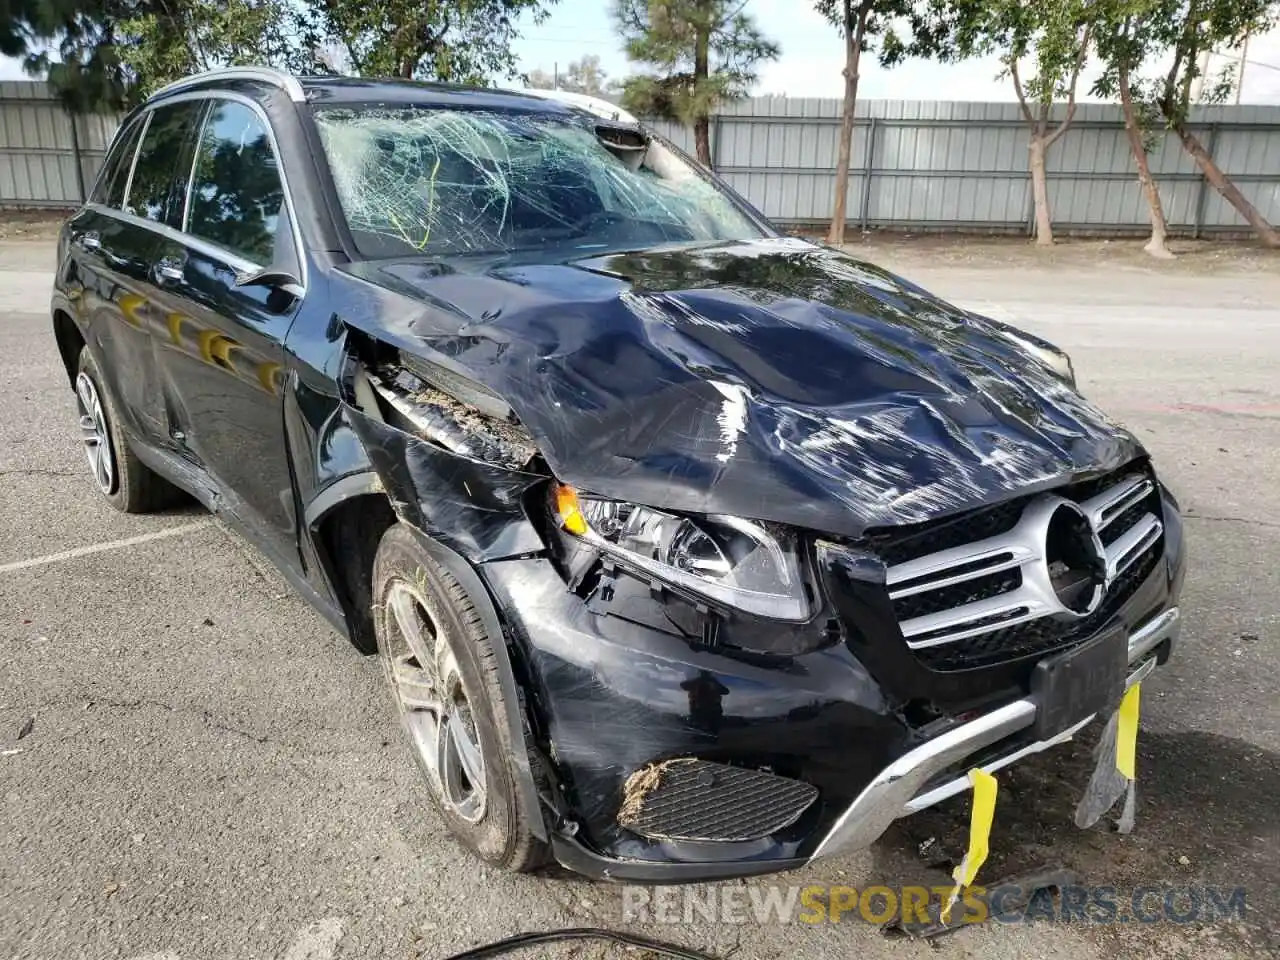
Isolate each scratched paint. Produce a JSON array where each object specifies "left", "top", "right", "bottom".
[{"left": 710, "top": 381, "right": 749, "bottom": 463}]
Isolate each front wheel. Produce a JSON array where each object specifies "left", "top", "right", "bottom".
[{"left": 371, "top": 524, "right": 547, "bottom": 872}]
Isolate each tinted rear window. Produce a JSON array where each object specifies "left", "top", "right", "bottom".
[{"left": 125, "top": 101, "right": 204, "bottom": 225}]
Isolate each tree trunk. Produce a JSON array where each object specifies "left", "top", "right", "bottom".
[
  {"left": 694, "top": 117, "right": 711, "bottom": 168},
  {"left": 693, "top": 25, "right": 711, "bottom": 166},
  {"left": 1028, "top": 136, "right": 1053, "bottom": 246},
  {"left": 1174, "top": 122, "right": 1280, "bottom": 248},
  {"left": 828, "top": 1, "right": 868, "bottom": 246},
  {"left": 1119, "top": 65, "right": 1173, "bottom": 258}
]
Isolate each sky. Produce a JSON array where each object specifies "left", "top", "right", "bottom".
[
  {"left": 3, "top": 0, "right": 1279, "bottom": 103},
  {"left": 511, "top": 0, "right": 1280, "bottom": 104}
]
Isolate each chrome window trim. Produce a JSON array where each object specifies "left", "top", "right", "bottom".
[
  {"left": 84, "top": 203, "right": 304, "bottom": 300},
  {"left": 88, "top": 113, "right": 145, "bottom": 207},
  {"left": 150, "top": 67, "right": 306, "bottom": 104},
  {"left": 112, "top": 87, "right": 308, "bottom": 296},
  {"left": 180, "top": 99, "right": 210, "bottom": 235},
  {"left": 120, "top": 110, "right": 154, "bottom": 216}
]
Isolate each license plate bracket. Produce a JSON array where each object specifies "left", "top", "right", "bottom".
[{"left": 1030, "top": 624, "right": 1127, "bottom": 741}]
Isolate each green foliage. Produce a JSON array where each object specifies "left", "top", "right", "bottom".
[
  {"left": 117, "top": 2, "right": 292, "bottom": 100},
  {"left": 304, "top": 0, "right": 554, "bottom": 83},
  {"left": 1114, "top": 0, "right": 1276, "bottom": 125},
  {"left": 613, "top": 0, "right": 779, "bottom": 125},
  {"left": 3, "top": 1, "right": 298, "bottom": 109},
  {"left": 2, "top": 0, "right": 558, "bottom": 110},
  {"left": 812, "top": 1, "right": 912, "bottom": 55},
  {"left": 887, "top": 0, "right": 1093, "bottom": 112},
  {"left": 3, "top": 1, "right": 130, "bottom": 110}
]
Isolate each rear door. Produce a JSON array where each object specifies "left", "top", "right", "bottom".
[
  {"left": 61, "top": 109, "right": 177, "bottom": 445},
  {"left": 146, "top": 95, "right": 304, "bottom": 569}
]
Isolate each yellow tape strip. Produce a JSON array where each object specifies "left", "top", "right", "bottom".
[
  {"left": 941, "top": 768, "right": 998, "bottom": 923},
  {"left": 957, "top": 768, "right": 998, "bottom": 886},
  {"left": 1116, "top": 682, "right": 1141, "bottom": 780}
]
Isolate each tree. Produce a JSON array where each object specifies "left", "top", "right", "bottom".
[
  {"left": 117, "top": 2, "right": 293, "bottom": 99},
  {"left": 1092, "top": 0, "right": 1176, "bottom": 258},
  {"left": 525, "top": 55, "right": 617, "bottom": 95},
  {"left": 1144, "top": 0, "right": 1280, "bottom": 247},
  {"left": 3, "top": 1, "right": 302, "bottom": 109},
  {"left": 614, "top": 0, "right": 780, "bottom": 166},
  {"left": 304, "top": 0, "right": 556, "bottom": 82},
  {"left": 4, "top": 1, "right": 558, "bottom": 108},
  {"left": 4, "top": 1, "right": 134, "bottom": 111},
  {"left": 890, "top": 0, "right": 1093, "bottom": 246},
  {"left": 815, "top": 1, "right": 911, "bottom": 246},
  {"left": 562, "top": 54, "right": 615, "bottom": 96}
]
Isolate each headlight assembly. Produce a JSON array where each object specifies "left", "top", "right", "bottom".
[{"left": 553, "top": 485, "right": 812, "bottom": 621}]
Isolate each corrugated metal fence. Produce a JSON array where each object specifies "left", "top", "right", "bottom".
[
  {"left": 4, "top": 80, "right": 1279, "bottom": 237},
  {"left": 0, "top": 82, "right": 119, "bottom": 208},
  {"left": 647, "top": 98, "right": 1280, "bottom": 237}
]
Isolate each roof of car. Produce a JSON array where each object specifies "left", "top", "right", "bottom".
[
  {"left": 147, "top": 68, "right": 589, "bottom": 117},
  {"left": 298, "top": 76, "right": 577, "bottom": 113}
]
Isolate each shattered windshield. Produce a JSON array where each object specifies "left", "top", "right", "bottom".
[{"left": 313, "top": 106, "right": 766, "bottom": 261}]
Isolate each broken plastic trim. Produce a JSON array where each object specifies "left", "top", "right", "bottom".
[{"left": 366, "top": 362, "right": 538, "bottom": 471}]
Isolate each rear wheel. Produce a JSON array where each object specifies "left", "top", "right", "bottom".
[
  {"left": 371, "top": 524, "right": 547, "bottom": 872},
  {"left": 75, "top": 349, "right": 177, "bottom": 513}
]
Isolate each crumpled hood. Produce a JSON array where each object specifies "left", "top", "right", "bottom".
[{"left": 342, "top": 237, "right": 1143, "bottom": 538}]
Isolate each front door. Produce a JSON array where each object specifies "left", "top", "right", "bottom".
[{"left": 146, "top": 96, "right": 304, "bottom": 570}]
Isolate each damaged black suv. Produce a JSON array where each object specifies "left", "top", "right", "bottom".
[{"left": 51, "top": 68, "right": 1185, "bottom": 882}]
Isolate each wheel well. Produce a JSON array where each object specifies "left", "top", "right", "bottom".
[
  {"left": 52, "top": 310, "right": 85, "bottom": 386},
  {"left": 315, "top": 492, "right": 398, "bottom": 654}
]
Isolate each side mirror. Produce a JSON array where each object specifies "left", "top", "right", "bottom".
[{"left": 235, "top": 265, "right": 303, "bottom": 297}]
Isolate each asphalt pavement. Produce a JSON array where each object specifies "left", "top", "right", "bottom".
[{"left": 2, "top": 237, "right": 1277, "bottom": 960}]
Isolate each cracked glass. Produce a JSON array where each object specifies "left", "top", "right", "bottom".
[{"left": 313, "top": 106, "right": 765, "bottom": 261}]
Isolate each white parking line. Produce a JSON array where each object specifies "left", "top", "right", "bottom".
[{"left": 0, "top": 520, "right": 213, "bottom": 575}]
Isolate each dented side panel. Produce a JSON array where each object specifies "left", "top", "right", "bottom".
[{"left": 347, "top": 411, "right": 546, "bottom": 561}]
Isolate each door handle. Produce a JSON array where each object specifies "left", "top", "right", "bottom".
[
  {"left": 153, "top": 258, "right": 185, "bottom": 284},
  {"left": 77, "top": 232, "right": 101, "bottom": 251}
]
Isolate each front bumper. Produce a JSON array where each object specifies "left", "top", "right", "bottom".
[
  {"left": 481, "top": 480, "right": 1185, "bottom": 883},
  {"left": 535, "top": 606, "right": 1179, "bottom": 883},
  {"left": 813, "top": 606, "right": 1179, "bottom": 859}
]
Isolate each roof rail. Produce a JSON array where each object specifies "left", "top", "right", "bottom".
[{"left": 149, "top": 67, "right": 306, "bottom": 103}]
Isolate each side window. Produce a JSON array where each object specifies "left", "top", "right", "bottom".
[
  {"left": 185, "top": 100, "right": 285, "bottom": 265},
  {"left": 125, "top": 101, "right": 204, "bottom": 225},
  {"left": 91, "top": 116, "right": 145, "bottom": 209}
]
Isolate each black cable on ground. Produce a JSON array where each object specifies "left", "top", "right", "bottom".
[{"left": 440, "top": 926, "right": 721, "bottom": 960}]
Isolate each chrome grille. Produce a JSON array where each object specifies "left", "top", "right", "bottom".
[{"left": 882, "top": 470, "right": 1164, "bottom": 668}]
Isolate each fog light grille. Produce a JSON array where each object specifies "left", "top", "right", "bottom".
[{"left": 618, "top": 758, "right": 818, "bottom": 842}]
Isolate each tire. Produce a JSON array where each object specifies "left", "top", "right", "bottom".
[
  {"left": 371, "top": 524, "right": 547, "bottom": 872},
  {"left": 74, "top": 348, "right": 179, "bottom": 513}
]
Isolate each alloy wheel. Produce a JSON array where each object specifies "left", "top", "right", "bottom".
[
  {"left": 75, "top": 372, "right": 115, "bottom": 495},
  {"left": 384, "top": 578, "right": 488, "bottom": 823}
]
